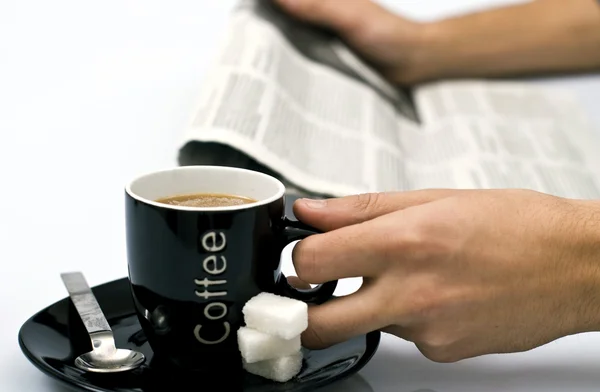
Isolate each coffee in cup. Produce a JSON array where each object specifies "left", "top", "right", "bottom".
[{"left": 156, "top": 193, "right": 256, "bottom": 208}]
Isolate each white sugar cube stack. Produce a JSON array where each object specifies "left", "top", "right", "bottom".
[
  {"left": 243, "top": 292, "right": 308, "bottom": 339},
  {"left": 242, "top": 351, "right": 303, "bottom": 383},
  {"left": 237, "top": 292, "right": 308, "bottom": 382},
  {"left": 237, "top": 327, "right": 301, "bottom": 363}
]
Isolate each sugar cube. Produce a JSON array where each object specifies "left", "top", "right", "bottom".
[
  {"left": 243, "top": 351, "right": 303, "bottom": 383},
  {"left": 237, "top": 326, "right": 301, "bottom": 363},
  {"left": 242, "top": 292, "right": 308, "bottom": 339}
]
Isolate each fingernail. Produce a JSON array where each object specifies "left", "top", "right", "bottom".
[{"left": 302, "top": 198, "right": 327, "bottom": 209}]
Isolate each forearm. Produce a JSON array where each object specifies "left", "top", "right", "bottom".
[
  {"left": 568, "top": 198, "right": 600, "bottom": 334},
  {"left": 411, "top": 0, "right": 600, "bottom": 81}
]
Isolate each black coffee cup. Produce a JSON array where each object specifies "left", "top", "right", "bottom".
[{"left": 125, "top": 166, "right": 337, "bottom": 370}]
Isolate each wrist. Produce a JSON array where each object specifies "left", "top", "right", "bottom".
[
  {"left": 401, "top": 21, "right": 457, "bottom": 83},
  {"left": 397, "top": 18, "right": 491, "bottom": 84},
  {"left": 563, "top": 200, "right": 600, "bottom": 334},
  {"left": 401, "top": 16, "right": 518, "bottom": 83},
  {"left": 395, "top": 22, "right": 445, "bottom": 84},
  {"left": 380, "top": 20, "right": 452, "bottom": 85},
  {"left": 399, "top": 0, "right": 600, "bottom": 84}
]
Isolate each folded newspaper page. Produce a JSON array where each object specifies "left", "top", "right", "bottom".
[{"left": 179, "top": 0, "right": 600, "bottom": 200}]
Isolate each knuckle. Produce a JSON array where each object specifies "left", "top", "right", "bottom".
[
  {"left": 353, "top": 192, "right": 382, "bottom": 215},
  {"left": 414, "top": 329, "right": 461, "bottom": 363},
  {"left": 292, "top": 237, "right": 321, "bottom": 283},
  {"left": 399, "top": 283, "right": 448, "bottom": 327},
  {"left": 396, "top": 218, "right": 460, "bottom": 260},
  {"left": 418, "top": 345, "right": 461, "bottom": 364},
  {"left": 420, "top": 330, "right": 452, "bottom": 350},
  {"left": 405, "top": 307, "right": 468, "bottom": 363},
  {"left": 395, "top": 220, "right": 430, "bottom": 254}
]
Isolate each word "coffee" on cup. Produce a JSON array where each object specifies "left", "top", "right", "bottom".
[{"left": 193, "top": 231, "right": 230, "bottom": 345}]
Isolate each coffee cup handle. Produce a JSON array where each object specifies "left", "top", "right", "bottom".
[{"left": 277, "top": 218, "right": 338, "bottom": 305}]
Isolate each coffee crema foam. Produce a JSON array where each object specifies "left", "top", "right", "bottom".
[{"left": 155, "top": 193, "right": 257, "bottom": 208}]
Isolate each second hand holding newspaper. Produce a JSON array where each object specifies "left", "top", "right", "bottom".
[{"left": 180, "top": 0, "right": 600, "bottom": 199}]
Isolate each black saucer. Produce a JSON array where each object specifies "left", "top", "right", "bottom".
[{"left": 18, "top": 277, "right": 381, "bottom": 391}]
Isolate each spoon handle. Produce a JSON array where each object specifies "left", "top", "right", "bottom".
[{"left": 60, "top": 272, "right": 112, "bottom": 334}]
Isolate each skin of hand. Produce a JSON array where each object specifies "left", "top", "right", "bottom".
[
  {"left": 273, "top": 0, "right": 430, "bottom": 84},
  {"left": 273, "top": 0, "right": 600, "bottom": 84},
  {"left": 289, "top": 189, "right": 600, "bottom": 363}
]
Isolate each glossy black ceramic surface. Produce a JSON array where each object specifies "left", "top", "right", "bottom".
[
  {"left": 125, "top": 169, "right": 337, "bottom": 369},
  {"left": 18, "top": 277, "right": 381, "bottom": 392}
]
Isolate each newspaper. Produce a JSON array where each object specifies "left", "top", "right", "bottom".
[{"left": 179, "top": 0, "right": 600, "bottom": 200}]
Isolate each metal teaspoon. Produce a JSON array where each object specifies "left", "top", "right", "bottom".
[{"left": 60, "top": 271, "right": 145, "bottom": 373}]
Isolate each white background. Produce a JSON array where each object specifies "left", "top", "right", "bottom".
[{"left": 1, "top": 1, "right": 600, "bottom": 391}]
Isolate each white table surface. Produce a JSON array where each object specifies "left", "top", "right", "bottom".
[{"left": 1, "top": 1, "right": 600, "bottom": 391}]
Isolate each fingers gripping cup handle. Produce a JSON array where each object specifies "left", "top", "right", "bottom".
[{"left": 278, "top": 218, "right": 338, "bottom": 305}]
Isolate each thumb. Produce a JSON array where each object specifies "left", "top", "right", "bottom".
[
  {"left": 273, "top": 0, "right": 372, "bottom": 35},
  {"left": 293, "top": 189, "right": 466, "bottom": 232}
]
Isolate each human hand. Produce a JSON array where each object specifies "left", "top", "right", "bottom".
[
  {"left": 274, "top": 0, "right": 600, "bottom": 84},
  {"left": 290, "top": 189, "right": 600, "bottom": 362},
  {"left": 273, "top": 0, "right": 432, "bottom": 84}
]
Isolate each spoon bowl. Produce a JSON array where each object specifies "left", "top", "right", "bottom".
[{"left": 75, "top": 349, "right": 146, "bottom": 373}]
